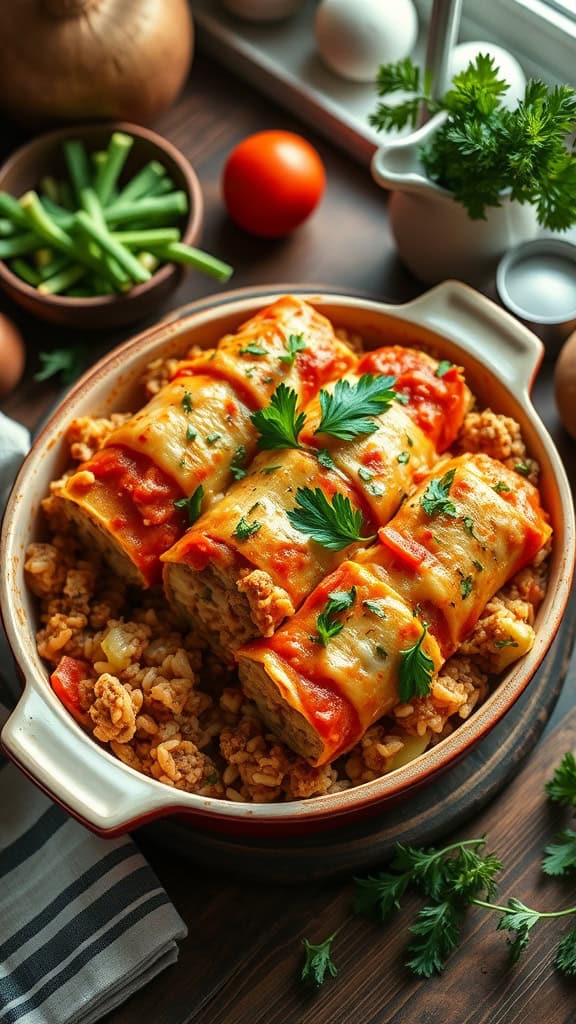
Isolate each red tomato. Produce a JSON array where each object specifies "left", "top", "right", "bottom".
[{"left": 222, "top": 130, "right": 326, "bottom": 238}]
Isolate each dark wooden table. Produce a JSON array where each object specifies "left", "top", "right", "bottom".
[{"left": 2, "top": 52, "right": 576, "bottom": 1024}]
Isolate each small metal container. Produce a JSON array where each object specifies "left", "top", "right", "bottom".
[{"left": 496, "top": 237, "right": 576, "bottom": 352}]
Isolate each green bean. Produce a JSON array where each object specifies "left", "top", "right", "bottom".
[
  {"left": 40, "top": 176, "right": 61, "bottom": 204},
  {"left": 37, "top": 253, "right": 72, "bottom": 281},
  {"left": 38, "top": 263, "right": 86, "bottom": 295},
  {"left": 104, "top": 191, "right": 188, "bottom": 227},
  {"left": 34, "top": 247, "right": 56, "bottom": 269},
  {"left": 66, "top": 286, "right": 94, "bottom": 297},
  {"left": 136, "top": 251, "right": 160, "bottom": 273},
  {"left": 112, "top": 227, "right": 180, "bottom": 248},
  {"left": 59, "top": 181, "right": 74, "bottom": 210},
  {"left": 74, "top": 210, "right": 150, "bottom": 284},
  {"left": 64, "top": 140, "right": 91, "bottom": 206},
  {"left": 112, "top": 160, "right": 166, "bottom": 204},
  {"left": 151, "top": 242, "right": 233, "bottom": 282},
  {"left": 10, "top": 258, "right": 41, "bottom": 286},
  {"left": 0, "top": 192, "right": 29, "bottom": 229},
  {"left": 0, "top": 232, "right": 42, "bottom": 258},
  {"left": 39, "top": 197, "right": 75, "bottom": 230},
  {"left": 91, "top": 274, "right": 115, "bottom": 295},
  {"left": 0, "top": 218, "right": 16, "bottom": 237},
  {"left": 94, "top": 132, "right": 134, "bottom": 206}
]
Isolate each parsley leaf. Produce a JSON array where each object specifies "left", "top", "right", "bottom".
[
  {"left": 546, "top": 752, "right": 576, "bottom": 806},
  {"left": 493, "top": 481, "right": 511, "bottom": 493},
  {"left": 542, "top": 830, "right": 576, "bottom": 877},
  {"left": 288, "top": 487, "right": 376, "bottom": 551},
  {"left": 315, "top": 373, "right": 397, "bottom": 441},
  {"left": 205, "top": 432, "right": 221, "bottom": 445},
  {"left": 555, "top": 927, "right": 576, "bottom": 978},
  {"left": 278, "top": 332, "right": 306, "bottom": 366},
  {"left": 406, "top": 900, "right": 465, "bottom": 978},
  {"left": 317, "top": 448, "right": 337, "bottom": 470},
  {"left": 181, "top": 390, "right": 193, "bottom": 413},
  {"left": 399, "top": 623, "right": 435, "bottom": 702},
  {"left": 34, "top": 348, "right": 84, "bottom": 385},
  {"left": 301, "top": 933, "right": 338, "bottom": 987},
  {"left": 233, "top": 517, "right": 262, "bottom": 541},
  {"left": 186, "top": 424, "right": 197, "bottom": 442},
  {"left": 397, "top": 451, "right": 410, "bottom": 464},
  {"left": 314, "top": 587, "right": 356, "bottom": 647},
  {"left": 515, "top": 461, "right": 532, "bottom": 476},
  {"left": 251, "top": 383, "right": 306, "bottom": 451},
  {"left": 239, "top": 342, "right": 267, "bottom": 356},
  {"left": 460, "top": 575, "right": 473, "bottom": 599},
  {"left": 173, "top": 484, "right": 204, "bottom": 525},
  {"left": 363, "top": 599, "right": 387, "bottom": 618},
  {"left": 494, "top": 898, "right": 541, "bottom": 963},
  {"left": 230, "top": 444, "right": 247, "bottom": 480},
  {"left": 420, "top": 468, "right": 457, "bottom": 518},
  {"left": 435, "top": 360, "right": 454, "bottom": 378}
]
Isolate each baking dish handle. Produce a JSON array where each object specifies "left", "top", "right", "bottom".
[
  {"left": 1, "top": 685, "right": 173, "bottom": 834},
  {"left": 395, "top": 280, "right": 545, "bottom": 395}
]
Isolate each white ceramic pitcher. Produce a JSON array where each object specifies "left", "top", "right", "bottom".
[{"left": 371, "top": 113, "right": 539, "bottom": 286}]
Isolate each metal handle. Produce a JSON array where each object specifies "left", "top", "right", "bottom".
[{"left": 1, "top": 685, "right": 173, "bottom": 834}]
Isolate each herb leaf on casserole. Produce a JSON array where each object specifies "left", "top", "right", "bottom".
[
  {"left": 314, "top": 587, "right": 357, "bottom": 646},
  {"left": 279, "top": 332, "right": 307, "bottom": 366},
  {"left": 315, "top": 373, "right": 397, "bottom": 441},
  {"left": 233, "top": 516, "right": 262, "bottom": 541},
  {"left": 420, "top": 468, "right": 457, "bottom": 518},
  {"left": 173, "top": 484, "right": 204, "bottom": 524},
  {"left": 398, "top": 623, "right": 435, "bottom": 702},
  {"left": 288, "top": 487, "right": 377, "bottom": 550},
  {"left": 251, "top": 383, "right": 306, "bottom": 450}
]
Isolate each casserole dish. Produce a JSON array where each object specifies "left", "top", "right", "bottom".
[{"left": 1, "top": 281, "right": 574, "bottom": 837}]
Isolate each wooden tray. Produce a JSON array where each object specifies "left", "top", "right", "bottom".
[{"left": 141, "top": 590, "right": 576, "bottom": 883}]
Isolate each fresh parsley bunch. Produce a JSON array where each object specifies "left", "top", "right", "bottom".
[{"left": 369, "top": 54, "right": 576, "bottom": 228}]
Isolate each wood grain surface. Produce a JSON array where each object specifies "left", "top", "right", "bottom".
[{"left": 1, "top": 49, "right": 575, "bottom": 1024}]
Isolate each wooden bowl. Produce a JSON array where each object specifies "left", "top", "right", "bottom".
[
  {"left": 1, "top": 284, "right": 574, "bottom": 841},
  {"left": 0, "top": 122, "right": 203, "bottom": 329}
]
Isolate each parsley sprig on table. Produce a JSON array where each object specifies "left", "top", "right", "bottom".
[
  {"left": 288, "top": 487, "right": 377, "bottom": 551},
  {"left": 34, "top": 347, "right": 85, "bottom": 385},
  {"left": 315, "top": 374, "right": 397, "bottom": 441},
  {"left": 299, "top": 754, "right": 576, "bottom": 986},
  {"left": 369, "top": 54, "right": 576, "bottom": 229}
]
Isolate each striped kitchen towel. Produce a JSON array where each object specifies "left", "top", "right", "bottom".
[
  {"left": 0, "top": 413, "right": 187, "bottom": 1024},
  {"left": 0, "top": 699, "right": 187, "bottom": 1024}
]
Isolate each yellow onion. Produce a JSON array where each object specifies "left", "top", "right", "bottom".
[
  {"left": 101, "top": 623, "right": 134, "bottom": 671},
  {"left": 0, "top": 0, "right": 194, "bottom": 127}
]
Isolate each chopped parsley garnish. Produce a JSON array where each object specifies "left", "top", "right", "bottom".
[
  {"left": 205, "top": 432, "right": 221, "bottom": 445},
  {"left": 279, "top": 332, "right": 306, "bottom": 366},
  {"left": 186, "top": 424, "right": 197, "bottom": 442},
  {"left": 367, "top": 481, "right": 385, "bottom": 497},
  {"left": 233, "top": 517, "right": 262, "bottom": 541},
  {"left": 261, "top": 464, "right": 281, "bottom": 475},
  {"left": 493, "top": 480, "right": 511, "bottom": 493},
  {"left": 420, "top": 468, "right": 457, "bottom": 518},
  {"left": 317, "top": 449, "right": 337, "bottom": 470},
  {"left": 397, "top": 451, "right": 410, "bottom": 464},
  {"left": 435, "top": 360, "right": 454, "bottom": 378},
  {"left": 358, "top": 467, "right": 374, "bottom": 482},
  {"left": 375, "top": 645, "right": 388, "bottom": 660},
  {"left": 515, "top": 462, "right": 531, "bottom": 476},
  {"left": 406, "top": 434, "right": 414, "bottom": 447},
  {"left": 181, "top": 390, "right": 193, "bottom": 413},
  {"left": 363, "top": 599, "right": 387, "bottom": 619},
  {"left": 494, "top": 638, "right": 520, "bottom": 648},
  {"left": 472, "top": 559, "right": 484, "bottom": 571},
  {"left": 288, "top": 487, "right": 377, "bottom": 551},
  {"left": 240, "top": 342, "right": 267, "bottom": 356},
  {"left": 251, "top": 383, "right": 306, "bottom": 450},
  {"left": 399, "top": 623, "right": 435, "bottom": 702},
  {"left": 314, "top": 587, "right": 356, "bottom": 647},
  {"left": 230, "top": 444, "right": 247, "bottom": 480},
  {"left": 315, "top": 373, "right": 397, "bottom": 441},
  {"left": 173, "top": 484, "right": 204, "bottom": 525},
  {"left": 462, "top": 516, "right": 478, "bottom": 538},
  {"left": 460, "top": 575, "right": 473, "bottom": 598},
  {"left": 395, "top": 392, "right": 410, "bottom": 405}
]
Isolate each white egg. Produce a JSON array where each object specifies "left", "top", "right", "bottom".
[
  {"left": 449, "top": 42, "right": 526, "bottom": 108},
  {"left": 315, "top": 0, "right": 418, "bottom": 83}
]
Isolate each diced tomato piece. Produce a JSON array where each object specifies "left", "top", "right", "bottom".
[{"left": 50, "top": 656, "right": 91, "bottom": 727}]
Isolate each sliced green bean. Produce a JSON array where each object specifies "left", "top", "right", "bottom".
[
  {"left": 34, "top": 247, "right": 56, "bottom": 269},
  {"left": 137, "top": 251, "right": 160, "bottom": 273},
  {"left": 0, "top": 192, "right": 29, "bottom": 229},
  {"left": 40, "top": 176, "right": 61, "bottom": 204},
  {"left": 112, "top": 160, "right": 166, "bottom": 205},
  {"left": 59, "top": 181, "right": 74, "bottom": 210},
  {"left": 38, "top": 263, "right": 86, "bottom": 295},
  {"left": 66, "top": 286, "right": 94, "bottom": 297},
  {"left": 39, "top": 197, "right": 75, "bottom": 231},
  {"left": 152, "top": 242, "right": 233, "bottom": 282},
  {"left": 0, "top": 218, "right": 16, "bottom": 237},
  {"left": 91, "top": 274, "right": 115, "bottom": 295},
  {"left": 64, "top": 140, "right": 91, "bottom": 206},
  {"left": 112, "top": 227, "right": 180, "bottom": 248},
  {"left": 10, "top": 258, "right": 41, "bottom": 285},
  {"left": 104, "top": 191, "right": 188, "bottom": 227},
  {"left": 0, "top": 232, "right": 41, "bottom": 258},
  {"left": 94, "top": 132, "right": 134, "bottom": 206},
  {"left": 80, "top": 188, "right": 130, "bottom": 288},
  {"left": 37, "top": 253, "right": 72, "bottom": 281},
  {"left": 74, "top": 210, "right": 150, "bottom": 284}
]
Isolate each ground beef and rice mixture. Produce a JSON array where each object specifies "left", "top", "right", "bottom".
[{"left": 24, "top": 348, "right": 550, "bottom": 804}]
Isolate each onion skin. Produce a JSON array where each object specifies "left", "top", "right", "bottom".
[{"left": 0, "top": 0, "right": 194, "bottom": 127}]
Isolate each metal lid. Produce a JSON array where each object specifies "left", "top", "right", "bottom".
[{"left": 496, "top": 237, "right": 576, "bottom": 326}]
